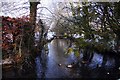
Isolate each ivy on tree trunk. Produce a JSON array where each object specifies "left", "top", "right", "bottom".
[{"left": 25, "top": 1, "right": 40, "bottom": 53}]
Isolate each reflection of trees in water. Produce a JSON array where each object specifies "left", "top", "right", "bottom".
[
  {"left": 114, "top": 55, "right": 120, "bottom": 69},
  {"left": 35, "top": 39, "right": 120, "bottom": 78},
  {"left": 101, "top": 54, "right": 107, "bottom": 67},
  {"left": 40, "top": 49, "right": 48, "bottom": 78},
  {"left": 80, "top": 46, "right": 94, "bottom": 66},
  {"left": 82, "top": 49, "right": 92, "bottom": 62},
  {"left": 35, "top": 47, "right": 48, "bottom": 78}
]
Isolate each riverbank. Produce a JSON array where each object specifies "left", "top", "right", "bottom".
[{"left": 2, "top": 39, "right": 120, "bottom": 79}]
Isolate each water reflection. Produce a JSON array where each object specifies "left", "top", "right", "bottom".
[
  {"left": 35, "top": 39, "right": 120, "bottom": 78},
  {"left": 35, "top": 57, "right": 43, "bottom": 78},
  {"left": 45, "top": 39, "right": 69, "bottom": 78},
  {"left": 88, "top": 53, "right": 115, "bottom": 69}
]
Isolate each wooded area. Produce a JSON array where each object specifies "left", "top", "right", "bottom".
[{"left": 1, "top": 0, "right": 120, "bottom": 79}]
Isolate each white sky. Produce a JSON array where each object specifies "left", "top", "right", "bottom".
[
  {"left": 1, "top": 0, "right": 53, "bottom": 17},
  {"left": 1, "top": 0, "right": 119, "bottom": 17}
]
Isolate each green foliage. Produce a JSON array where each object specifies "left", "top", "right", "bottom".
[
  {"left": 66, "top": 48, "right": 73, "bottom": 54},
  {"left": 54, "top": 2, "right": 120, "bottom": 53},
  {"left": 74, "top": 49, "right": 80, "bottom": 57},
  {"left": 65, "top": 47, "right": 80, "bottom": 57}
]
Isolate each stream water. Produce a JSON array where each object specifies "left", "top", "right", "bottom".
[
  {"left": 35, "top": 39, "right": 120, "bottom": 79},
  {"left": 2, "top": 39, "right": 120, "bottom": 79}
]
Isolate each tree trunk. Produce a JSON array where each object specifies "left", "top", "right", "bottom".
[
  {"left": 38, "top": 19, "right": 45, "bottom": 53},
  {"left": 28, "top": 2, "right": 40, "bottom": 52},
  {"left": 30, "top": 2, "right": 39, "bottom": 26}
]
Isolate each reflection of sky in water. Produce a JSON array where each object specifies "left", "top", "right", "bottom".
[
  {"left": 45, "top": 42, "right": 68, "bottom": 78},
  {"left": 35, "top": 39, "right": 117, "bottom": 78},
  {"left": 35, "top": 56, "right": 42, "bottom": 78},
  {"left": 67, "top": 52, "right": 78, "bottom": 64},
  {"left": 89, "top": 53, "right": 115, "bottom": 69},
  {"left": 89, "top": 53, "right": 103, "bottom": 69},
  {"left": 92, "top": 53, "right": 103, "bottom": 64},
  {"left": 105, "top": 58, "right": 115, "bottom": 68}
]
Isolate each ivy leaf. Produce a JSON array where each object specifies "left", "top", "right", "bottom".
[
  {"left": 66, "top": 48, "right": 73, "bottom": 54},
  {"left": 74, "top": 50, "right": 80, "bottom": 57}
]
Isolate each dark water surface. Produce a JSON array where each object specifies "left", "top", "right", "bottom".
[
  {"left": 2, "top": 39, "right": 120, "bottom": 79},
  {"left": 35, "top": 39, "right": 120, "bottom": 79}
]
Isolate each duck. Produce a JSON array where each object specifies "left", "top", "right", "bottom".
[
  {"left": 58, "top": 63, "right": 74, "bottom": 68},
  {"left": 66, "top": 62, "right": 79, "bottom": 68},
  {"left": 58, "top": 62, "right": 79, "bottom": 68}
]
